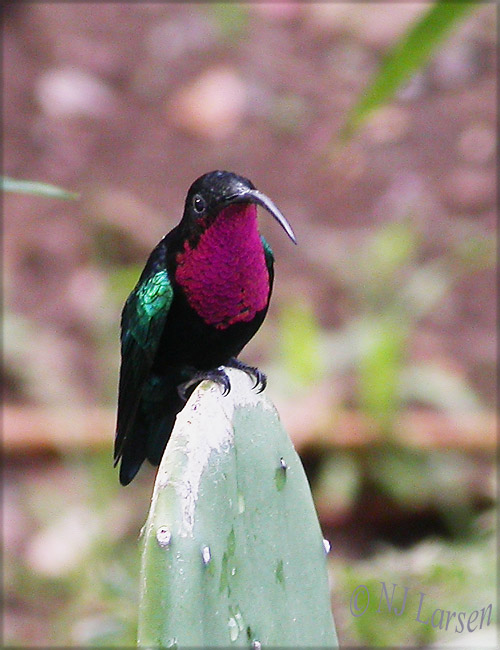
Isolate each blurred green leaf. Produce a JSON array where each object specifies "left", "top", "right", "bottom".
[
  {"left": 370, "top": 446, "right": 477, "bottom": 536},
  {"left": 357, "top": 222, "right": 420, "bottom": 309},
  {"left": 279, "top": 300, "right": 323, "bottom": 387},
  {"left": 342, "top": 1, "right": 475, "bottom": 138},
  {"left": 210, "top": 2, "right": 248, "bottom": 38},
  {"left": 356, "top": 316, "right": 407, "bottom": 428},
  {"left": 372, "top": 446, "right": 433, "bottom": 509},
  {"left": 2, "top": 176, "right": 79, "bottom": 200},
  {"left": 107, "top": 265, "right": 143, "bottom": 307},
  {"left": 364, "top": 222, "right": 418, "bottom": 279}
]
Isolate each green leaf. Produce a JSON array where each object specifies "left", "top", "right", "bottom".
[
  {"left": 364, "top": 222, "right": 418, "bottom": 278},
  {"left": 2, "top": 176, "right": 79, "bottom": 200},
  {"left": 342, "top": 1, "right": 476, "bottom": 138},
  {"left": 210, "top": 2, "right": 248, "bottom": 39},
  {"left": 356, "top": 316, "right": 407, "bottom": 428},
  {"left": 107, "top": 265, "right": 143, "bottom": 306},
  {"left": 279, "top": 300, "right": 324, "bottom": 387}
]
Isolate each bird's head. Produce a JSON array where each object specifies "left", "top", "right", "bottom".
[{"left": 181, "top": 170, "right": 297, "bottom": 245}]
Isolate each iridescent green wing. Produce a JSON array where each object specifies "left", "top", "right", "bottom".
[
  {"left": 114, "top": 268, "right": 174, "bottom": 463},
  {"left": 128, "top": 269, "right": 173, "bottom": 353}
]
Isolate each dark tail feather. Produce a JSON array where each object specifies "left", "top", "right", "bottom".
[
  {"left": 119, "top": 436, "right": 147, "bottom": 486},
  {"left": 145, "top": 389, "right": 185, "bottom": 465},
  {"left": 117, "top": 382, "right": 185, "bottom": 485}
]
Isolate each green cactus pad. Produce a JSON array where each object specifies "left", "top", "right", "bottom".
[{"left": 138, "top": 368, "right": 338, "bottom": 648}]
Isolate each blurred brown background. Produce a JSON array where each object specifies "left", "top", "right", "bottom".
[{"left": 3, "top": 3, "right": 496, "bottom": 647}]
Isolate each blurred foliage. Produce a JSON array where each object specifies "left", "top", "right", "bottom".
[
  {"left": 6, "top": 449, "right": 143, "bottom": 646},
  {"left": 280, "top": 300, "right": 325, "bottom": 388},
  {"left": 2, "top": 175, "right": 79, "bottom": 200},
  {"left": 277, "top": 216, "right": 494, "bottom": 534},
  {"left": 356, "top": 314, "right": 407, "bottom": 429},
  {"left": 209, "top": 2, "right": 249, "bottom": 39},
  {"left": 107, "top": 264, "right": 144, "bottom": 306},
  {"left": 279, "top": 217, "right": 494, "bottom": 412},
  {"left": 331, "top": 530, "right": 497, "bottom": 646},
  {"left": 6, "top": 446, "right": 495, "bottom": 646},
  {"left": 314, "top": 442, "right": 492, "bottom": 542},
  {"left": 342, "top": 1, "right": 476, "bottom": 138},
  {"left": 369, "top": 446, "right": 478, "bottom": 535}
]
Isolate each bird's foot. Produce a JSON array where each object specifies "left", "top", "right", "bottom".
[
  {"left": 226, "top": 358, "right": 267, "bottom": 393},
  {"left": 177, "top": 366, "right": 231, "bottom": 401}
]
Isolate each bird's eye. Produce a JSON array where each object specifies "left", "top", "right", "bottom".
[{"left": 193, "top": 194, "right": 205, "bottom": 213}]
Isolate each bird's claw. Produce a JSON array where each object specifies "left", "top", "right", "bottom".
[
  {"left": 177, "top": 382, "right": 191, "bottom": 402},
  {"left": 177, "top": 367, "right": 231, "bottom": 401},
  {"left": 253, "top": 368, "right": 267, "bottom": 393},
  {"left": 216, "top": 367, "right": 232, "bottom": 396},
  {"left": 177, "top": 361, "right": 266, "bottom": 401},
  {"left": 226, "top": 358, "right": 267, "bottom": 393}
]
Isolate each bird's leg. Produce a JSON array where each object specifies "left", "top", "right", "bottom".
[
  {"left": 177, "top": 366, "right": 231, "bottom": 401},
  {"left": 225, "top": 357, "right": 267, "bottom": 393}
]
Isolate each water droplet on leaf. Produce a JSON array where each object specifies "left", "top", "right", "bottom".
[
  {"left": 228, "top": 616, "right": 239, "bottom": 641},
  {"left": 234, "top": 605, "right": 244, "bottom": 631},
  {"left": 274, "top": 458, "right": 287, "bottom": 491},
  {"left": 202, "top": 545, "right": 212, "bottom": 565}
]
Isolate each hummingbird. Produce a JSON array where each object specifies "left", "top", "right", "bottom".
[{"left": 114, "top": 170, "right": 296, "bottom": 485}]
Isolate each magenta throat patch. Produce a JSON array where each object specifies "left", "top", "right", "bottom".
[{"left": 175, "top": 204, "right": 270, "bottom": 330}]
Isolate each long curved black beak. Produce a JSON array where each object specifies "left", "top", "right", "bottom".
[{"left": 228, "top": 189, "right": 297, "bottom": 245}]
